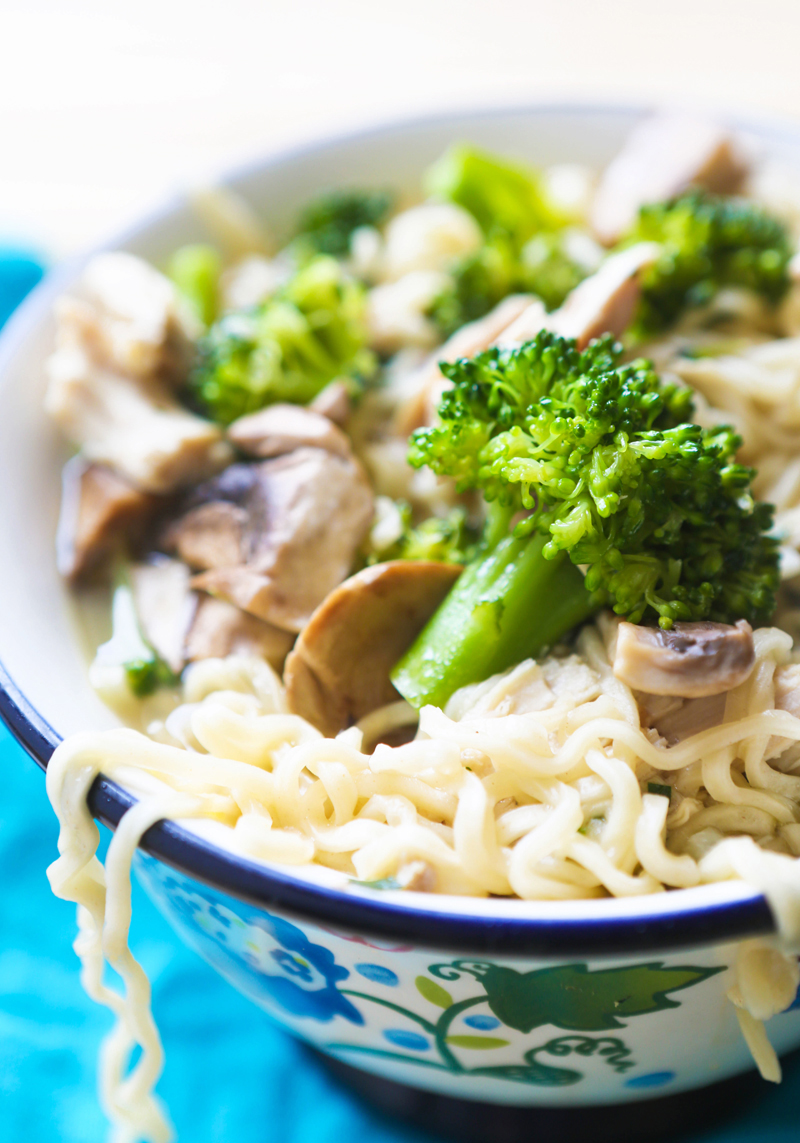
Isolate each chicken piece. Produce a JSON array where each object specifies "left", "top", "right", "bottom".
[
  {"left": 498, "top": 243, "right": 660, "bottom": 351},
  {"left": 613, "top": 620, "right": 755, "bottom": 697},
  {"left": 71, "top": 252, "right": 198, "bottom": 382},
  {"left": 284, "top": 560, "right": 462, "bottom": 735},
  {"left": 185, "top": 595, "right": 295, "bottom": 672},
  {"left": 219, "top": 254, "right": 286, "bottom": 311},
  {"left": 366, "top": 269, "right": 450, "bottom": 354},
  {"left": 227, "top": 403, "right": 351, "bottom": 459},
  {"left": 45, "top": 338, "right": 232, "bottom": 494},
  {"left": 401, "top": 245, "right": 659, "bottom": 436},
  {"left": 309, "top": 380, "right": 351, "bottom": 426},
  {"left": 445, "top": 654, "right": 601, "bottom": 721},
  {"left": 381, "top": 202, "right": 483, "bottom": 281},
  {"left": 192, "top": 448, "right": 374, "bottom": 632},
  {"left": 56, "top": 456, "right": 157, "bottom": 581},
  {"left": 130, "top": 557, "right": 198, "bottom": 674},
  {"left": 162, "top": 501, "right": 248, "bottom": 570},
  {"left": 548, "top": 242, "right": 661, "bottom": 347},
  {"left": 393, "top": 293, "right": 535, "bottom": 436},
  {"left": 590, "top": 113, "right": 749, "bottom": 246}
]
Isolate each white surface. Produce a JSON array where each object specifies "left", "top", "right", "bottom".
[{"left": 4, "top": 0, "right": 800, "bottom": 255}]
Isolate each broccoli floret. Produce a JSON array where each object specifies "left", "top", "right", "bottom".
[
  {"left": 369, "top": 503, "right": 478, "bottom": 565},
  {"left": 520, "top": 232, "right": 589, "bottom": 311},
  {"left": 423, "top": 146, "right": 586, "bottom": 337},
  {"left": 391, "top": 330, "right": 779, "bottom": 708},
  {"left": 428, "top": 229, "right": 589, "bottom": 339},
  {"left": 627, "top": 191, "right": 792, "bottom": 336},
  {"left": 425, "top": 144, "right": 564, "bottom": 249},
  {"left": 427, "top": 236, "right": 519, "bottom": 339},
  {"left": 168, "top": 244, "right": 221, "bottom": 328},
  {"left": 188, "top": 256, "right": 370, "bottom": 425},
  {"left": 295, "top": 189, "right": 394, "bottom": 257}
]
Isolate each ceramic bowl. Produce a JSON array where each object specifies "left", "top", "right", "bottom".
[{"left": 2, "top": 104, "right": 800, "bottom": 1118}]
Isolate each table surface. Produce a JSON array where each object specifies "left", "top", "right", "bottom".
[
  {"left": 5, "top": 2, "right": 800, "bottom": 1137},
  {"left": 3, "top": 0, "right": 800, "bottom": 257}
]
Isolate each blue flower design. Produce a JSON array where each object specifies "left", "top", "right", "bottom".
[
  {"left": 144, "top": 862, "right": 363, "bottom": 1026},
  {"left": 242, "top": 913, "right": 364, "bottom": 1025}
]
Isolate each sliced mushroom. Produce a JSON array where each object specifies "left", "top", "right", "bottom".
[
  {"left": 130, "top": 556, "right": 198, "bottom": 674},
  {"left": 45, "top": 337, "right": 232, "bottom": 493},
  {"left": 636, "top": 690, "right": 728, "bottom": 745},
  {"left": 185, "top": 595, "right": 295, "bottom": 672},
  {"left": 285, "top": 560, "right": 462, "bottom": 735},
  {"left": 72, "top": 252, "right": 198, "bottom": 382},
  {"left": 613, "top": 619, "right": 755, "bottom": 697},
  {"left": 590, "top": 113, "right": 749, "bottom": 246},
  {"left": 192, "top": 447, "right": 374, "bottom": 632},
  {"left": 162, "top": 501, "right": 248, "bottom": 570},
  {"left": 227, "top": 403, "right": 351, "bottom": 459},
  {"left": 56, "top": 456, "right": 157, "bottom": 581},
  {"left": 393, "top": 293, "right": 535, "bottom": 436}
]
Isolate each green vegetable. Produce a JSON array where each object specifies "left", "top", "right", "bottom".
[
  {"left": 626, "top": 191, "right": 792, "bottom": 337},
  {"left": 520, "top": 232, "right": 589, "bottom": 311},
  {"left": 424, "top": 144, "right": 564, "bottom": 249},
  {"left": 95, "top": 579, "right": 178, "bottom": 699},
  {"left": 647, "top": 782, "right": 672, "bottom": 800},
  {"left": 427, "top": 236, "right": 518, "bottom": 339},
  {"left": 168, "top": 244, "right": 221, "bottom": 328},
  {"left": 424, "top": 146, "right": 583, "bottom": 337},
  {"left": 427, "top": 228, "right": 589, "bottom": 339},
  {"left": 295, "top": 189, "right": 394, "bottom": 257},
  {"left": 369, "top": 503, "right": 477, "bottom": 565},
  {"left": 391, "top": 330, "right": 779, "bottom": 709},
  {"left": 188, "top": 255, "right": 370, "bottom": 425}
]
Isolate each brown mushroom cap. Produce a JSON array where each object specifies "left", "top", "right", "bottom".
[
  {"left": 284, "top": 560, "right": 462, "bottom": 736},
  {"left": 613, "top": 619, "right": 756, "bottom": 697}
]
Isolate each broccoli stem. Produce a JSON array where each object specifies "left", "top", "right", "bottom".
[{"left": 391, "top": 504, "right": 594, "bottom": 710}]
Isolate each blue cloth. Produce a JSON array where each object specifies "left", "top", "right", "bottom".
[{"left": 0, "top": 260, "right": 799, "bottom": 1142}]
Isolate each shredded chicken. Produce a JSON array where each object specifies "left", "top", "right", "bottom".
[
  {"left": 56, "top": 457, "right": 156, "bottom": 581},
  {"left": 590, "top": 113, "right": 749, "bottom": 246}
]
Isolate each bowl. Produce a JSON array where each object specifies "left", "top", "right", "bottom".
[{"left": 1, "top": 103, "right": 799, "bottom": 1128}]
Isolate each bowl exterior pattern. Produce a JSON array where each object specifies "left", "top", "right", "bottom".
[{"left": 137, "top": 853, "right": 800, "bottom": 1105}]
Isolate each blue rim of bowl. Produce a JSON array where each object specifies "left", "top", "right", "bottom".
[{"left": 0, "top": 100, "right": 784, "bottom": 957}]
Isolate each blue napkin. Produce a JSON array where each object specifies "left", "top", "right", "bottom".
[{"left": 0, "top": 259, "right": 799, "bottom": 1143}]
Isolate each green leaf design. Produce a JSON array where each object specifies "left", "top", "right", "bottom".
[
  {"left": 415, "top": 976, "right": 453, "bottom": 1009},
  {"left": 474, "top": 961, "right": 724, "bottom": 1034},
  {"left": 446, "top": 1035, "right": 509, "bottom": 1050},
  {"left": 470, "top": 1061, "right": 582, "bottom": 1086}
]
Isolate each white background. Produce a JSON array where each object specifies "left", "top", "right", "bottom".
[{"left": 2, "top": 0, "right": 799, "bottom": 255}]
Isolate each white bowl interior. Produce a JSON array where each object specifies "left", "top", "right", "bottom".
[{"left": 2, "top": 103, "right": 799, "bottom": 923}]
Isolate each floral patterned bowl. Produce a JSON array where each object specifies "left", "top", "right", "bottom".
[{"left": 1, "top": 104, "right": 800, "bottom": 1118}]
